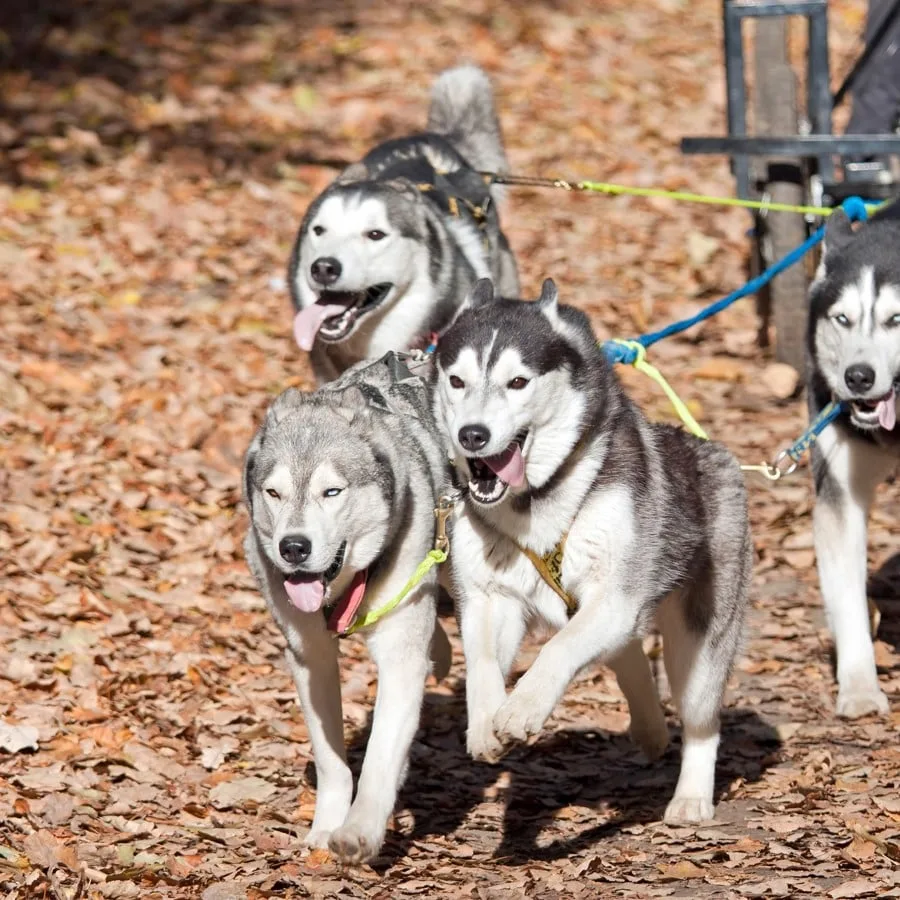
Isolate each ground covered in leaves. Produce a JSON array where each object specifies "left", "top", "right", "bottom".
[{"left": 3, "top": 0, "right": 900, "bottom": 897}]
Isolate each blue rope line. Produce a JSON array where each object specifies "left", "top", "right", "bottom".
[
  {"left": 785, "top": 400, "right": 846, "bottom": 463},
  {"left": 602, "top": 195, "right": 870, "bottom": 366}
]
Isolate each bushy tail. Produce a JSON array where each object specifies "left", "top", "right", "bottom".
[{"left": 427, "top": 65, "right": 509, "bottom": 175}]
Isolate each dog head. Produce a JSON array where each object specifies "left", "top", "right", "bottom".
[
  {"left": 810, "top": 208, "right": 900, "bottom": 432},
  {"left": 289, "top": 172, "right": 430, "bottom": 352},
  {"left": 432, "top": 277, "right": 602, "bottom": 507},
  {"left": 243, "top": 388, "right": 393, "bottom": 613}
]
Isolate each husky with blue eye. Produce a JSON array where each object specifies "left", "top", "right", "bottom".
[
  {"left": 288, "top": 65, "right": 519, "bottom": 384},
  {"left": 430, "top": 277, "right": 752, "bottom": 825},
  {"left": 808, "top": 198, "right": 900, "bottom": 719},
  {"left": 243, "top": 353, "right": 453, "bottom": 863}
]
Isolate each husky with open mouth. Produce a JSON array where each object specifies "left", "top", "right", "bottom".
[
  {"left": 432, "top": 278, "right": 752, "bottom": 824},
  {"left": 243, "top": 353, "right": 453, "bottom": 863},
  {"left": 808, "top": 197, "right": 900, "bottom": 719},
  {"left": 288, "top": 65, "right": 519, "bottom": 384}
]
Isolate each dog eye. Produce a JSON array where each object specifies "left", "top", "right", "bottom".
[
  {"left": 265, "top": 488, "right": 281, "bottom": 500},
  {"left": 833, "top": 313, "right": 851, "bottom": 327},
  {"left": 312, "top": 225, "right": 325, "bottom": 236},
  {"left": 507, "top": 376, "right": 530, "bottom": 390},
  {"left": 366, "top": 230, "right": 386, "bottom": 241},
  {"left": 323, "top": 487, "right": 343, "bottom": 498},
  {"left": 888, "top": 313, "right": 900, "bottom": 327},
  {"left": 449, "top": 375, "right": 465, "bottom": 389}
]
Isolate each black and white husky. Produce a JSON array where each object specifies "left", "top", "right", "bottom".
[
  {"left": 808, "top": 199, "right": 900, "bottom": 719},
  {"left": 431, "top": 278, "right": 752, "bottom": 824},
  {"left": 289, "top": 65, "right": 519, "bottom": 384}
]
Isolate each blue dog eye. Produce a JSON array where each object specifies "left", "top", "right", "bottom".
[{"left": 324, "top": 487, "right": 343, "bottom": 498}]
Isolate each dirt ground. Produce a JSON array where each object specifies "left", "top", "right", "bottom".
[{"left": 3, "top": 0, "right": 900, "bottom": 897}]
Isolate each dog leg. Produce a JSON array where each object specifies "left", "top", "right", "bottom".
[
  {"left": 609, "top": 639, "right": 668, "bottom": 761},
  {"left": 284, "top": 641, "right": 352, "bottom": 849},
  {"left": 656, "top": 589, "right": 740, "bottom": 825},
  {"left": 492, "top": 591, "right": 638, "bottom": 745},
  {"left": 460, "top": 587, "right": 528, "bottom": 763},
  {"left": 813, "top": 429, "right": 894, "bottom": 718},
  {"left": 328, "top": 599, "right": 433, "bottom": 864}
]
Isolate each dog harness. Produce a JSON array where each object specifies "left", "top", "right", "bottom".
[
  {"left": 360, "top": 135, "right": 495, "bottom": 249},
  {"left": 316, "top": 352, "right": 454, "bottom": 637},
  {"left": 515, "top": 535, "right": 578, "bottom": 617}
]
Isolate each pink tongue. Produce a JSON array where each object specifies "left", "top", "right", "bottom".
[
  {"left": 284, "top": 575, "right": 325, "bottom": 613},
  {"left": 483, "top": 443, "right": 525, "bottom": 487},
  {"left": 877, "top": 395, "right": 897, "bottom": 431},
  {"left": 327, "top": 569, "right": 369, "bottom": 635},
  {"left": 292, "top": 303, "right": 348, "bottom": 351}
]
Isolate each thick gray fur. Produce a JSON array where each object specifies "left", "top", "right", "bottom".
[
  {"left": 426, "top": 64, "right": 511, "bottom": 176},
  {"left": 243, "top": 353, "right": 452, "bottom": 863}
]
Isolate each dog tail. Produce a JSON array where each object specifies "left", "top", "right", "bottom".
[{"left": 427, "top": 65, "right": 510, "bottom": 175}]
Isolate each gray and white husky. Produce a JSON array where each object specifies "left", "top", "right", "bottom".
[
  {"left": 243, "top": 353, "right": 452, "bottom": 863},
  {"left": 808, "top": 198, "right": 900, "bottom": 719},
  {"left": 431, "top": 278, "right": 752, "bottom": 824},
  {"left": 288, "top": 65, "right": 519, "bottom": 384}
]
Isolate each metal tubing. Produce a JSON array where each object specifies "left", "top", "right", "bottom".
[
  {"left": 723, "top": 2, "right": 751, "bottom": 198},
  {"left": 682, "top": 134, "right": 900, "bottom": 155}
]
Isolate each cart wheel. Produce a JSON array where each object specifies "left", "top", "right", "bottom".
[{"left": 752, "top": 18, "right": 810, "bottom": 375}]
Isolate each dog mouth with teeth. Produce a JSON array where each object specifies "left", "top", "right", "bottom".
[
  {"left": 282, "top": 541, "right": 347, "bottom": 613},
  {"left": 848, "top": 385, "right": 898, "bottom": 431},
  {"left": 465, "top": 430, "right": 529, "bottom": 505},
  {"left": 293, "top": 284, "right": 393, "bottom": 350}
]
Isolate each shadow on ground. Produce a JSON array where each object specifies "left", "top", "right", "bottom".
[
  {"left": 320, "top": 669, "right": 781, "bottom": 866},
  {"left": 870, "top": 550, "right": 900, "bottom": 653}
]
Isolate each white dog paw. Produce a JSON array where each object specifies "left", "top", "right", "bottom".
[
  {"left": 663, "top": 796, "right": 715, "bottom": 825},
  {"left": 836, "top": 685, "right": 889, "bottom": 719},
  {"left": 328, "top": 823, "right": 383, "bottom": 865},
  {"left": 304, "top": 828, "right": 333, "bottom": 850},
  {"left": 467, "top": 720, "right": 505, "bottom": 763},
  {"left": 629, "top": 714, "right": 669, "bottom": 762},
  {"left": 493, "top": 691, "right": 550, "bottom": 744}
]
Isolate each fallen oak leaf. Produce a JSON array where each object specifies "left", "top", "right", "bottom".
[
  {"left": 22, "top": 830, "right": 78, "bottom": 871},
  {"left": 830, "top": 879, "right": 880, "bottom": 898},
  {"left": 658, "top": 859, "right": 705, "bottom": 880},
  {"left": 848, "top": 823, "right": 900, "bottom": 863},
  {"left": 208, "top": 776, "right": 276, "bottom": 810}
]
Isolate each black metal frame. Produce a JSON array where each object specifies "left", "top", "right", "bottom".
[{"left": 682, "top": 0, "right": 900, "bottom": 199}]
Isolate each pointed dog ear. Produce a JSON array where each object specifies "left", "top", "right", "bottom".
[
  {"left": 537, "top": 277, "right": 559, "bottom": 310},
  {"left": 268, "top": 388, "right": 308, "bottom": 424},
  {"left": 329, "top": 384, "right": 377, "bottom": 424},
  {"left": 242, "top": 430, "right": 263, "bottom": 514},
  {"left": 822, "top": 209, "right": 857, "bottom": 263},
  {"left": 334, "top": 162, "right": 368, "bottom": 184},
  {"left": 468, "top": 277, "right": 495, "bottom": 309}
]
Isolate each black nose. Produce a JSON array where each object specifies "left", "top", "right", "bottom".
[
  {"left": 279, "top": 535, "right": 312, "bottom": 566},
  {"left": 458, "top": 424, "right": 490, "bottom": 452},
  {"left": 310, "top": 256, "right": 341, "bottom": 286},
  {"left": 844, "top": 363, "right": 876, "bottom": 394}
]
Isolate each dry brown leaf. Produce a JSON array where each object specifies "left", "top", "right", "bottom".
[
  {"left": 208, "top": 776, "right": 276, "bottom": 810},
  {"left": 659, "top": 860, "right": 705, "bottom": 879},
  {"left": 690, "top": 358, "right": 746, "bottom": 382},
  {"left": 830, "top": 879, "right": 880, "bottom": 899}
]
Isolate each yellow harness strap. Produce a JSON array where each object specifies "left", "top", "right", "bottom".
[
  {"left": 517, "top": 535, "right": 578, "bottom": 616},
  {"left": 341, "top": 495, "right": 455, "bottom": 636}
]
